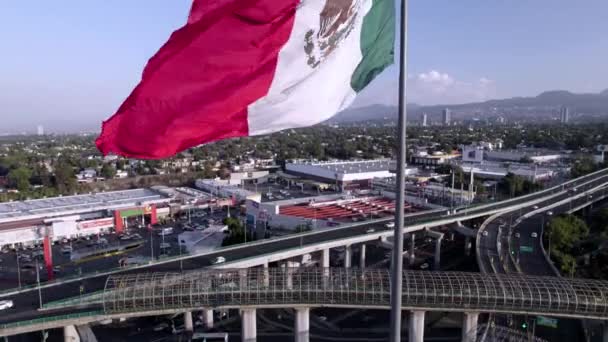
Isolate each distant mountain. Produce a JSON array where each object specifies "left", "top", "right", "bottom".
[
  {"left": 329, "top": 89, "right": 608, "bottom": 124},
  {"left": 421, "top": 90, "right": 608, "bottom": 113},
  {"left": 326, "top": 104, "right": 398, "bottom": 124}
]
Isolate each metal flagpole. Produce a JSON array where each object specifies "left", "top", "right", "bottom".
[{"left": 389, "top": 0, "right": 409, "bottom": 340}]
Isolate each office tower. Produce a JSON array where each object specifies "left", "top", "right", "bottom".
[
  {"left": 422, "top": 113, "right": 427, "bottom": 127},
  {"left": 442, "top": 108, "right": 451, "bottom": 125}
]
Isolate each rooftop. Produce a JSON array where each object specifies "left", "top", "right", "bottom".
[
  {"left": 288, "top": 159, "right": 393, "bottom": 175},
  {"left": 0, "top": 189, "right": 166, "bottom": 222}
]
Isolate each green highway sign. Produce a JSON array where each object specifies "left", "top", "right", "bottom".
[
  {"left": 537, "top": 316, "right": 558, "bottom": 328},
  {"left": 520, "top": 246, "right": 534, "bottom": 253}
]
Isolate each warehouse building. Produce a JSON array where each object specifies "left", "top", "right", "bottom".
[{"left": 285, "top": 160, "right": 394, "bottom": 191}]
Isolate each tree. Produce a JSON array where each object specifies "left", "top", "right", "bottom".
[
  {"left": 571, "top": 157, "right": 597, "bottom": 178},
  {"left": 222, "top": 217, "right": 247, "bottom": 246},
  {"left": 590, "top": 208, "right": 608, "bottom": 234},
  {"left": 7, "top": 167, "right": 32, "bottom": 192},
  {"left": 100, "top": 164, "right": 116, "bottom": 179},
  {"left": 546, "top": 214, "right": 589, "bottom": 253},
  {"left": 53, "top": 163, "right": 77, "bottom": 194},
  {"left": 500, "top": 173, "right": 524, "bottom": 197}
]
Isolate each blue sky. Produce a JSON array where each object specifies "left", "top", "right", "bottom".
[{"left": 1, "top": 1, "right": 607, "bottom": 132}]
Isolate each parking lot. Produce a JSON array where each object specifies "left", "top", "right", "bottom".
[{"left": 0, "top": 207, "right": 234, "bottom": 290}]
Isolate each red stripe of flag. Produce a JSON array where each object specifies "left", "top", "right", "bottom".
[{"left": 96, "top": 0, "right": 299, "bottom": 159}]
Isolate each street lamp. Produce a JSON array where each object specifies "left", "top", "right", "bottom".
[{"left": 545, "top": 211, "right": 553, "bottom": 255}]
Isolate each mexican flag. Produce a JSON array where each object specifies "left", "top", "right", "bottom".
[{"left": 96, "top": 0, "right": 395, "bottom": 159}]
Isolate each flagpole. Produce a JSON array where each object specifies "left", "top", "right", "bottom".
[{"left": 389, "top": 0, "right": 409, "bottom": 340}]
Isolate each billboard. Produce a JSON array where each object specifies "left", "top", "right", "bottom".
[{"left": 78, "top": 218, "right": 114, "bottom": 230}]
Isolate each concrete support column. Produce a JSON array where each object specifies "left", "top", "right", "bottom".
[
  {"left": 184, "top": 311, "right": 193, "bottom": 332},
  {"left": 344, "top": 245, "right": 352, "bottom": 269},
  {"left": 294, "top": 308, "right": 310, "bottom": 342},
  {"left": 202, "top": 309, "right": 214, "bottom": 329},
  {"left": 64, "top": 325, "right": 80, "bottom": 342},
  {"left": 409, "top": 311, "right": 425, "bottom": 342},
  {"left": 263, "top": 262, "right": 270, "bottom": 287},
  {"left": 461, "top": 312, "right": 479, "bottom": 342},
  {"left": 241, "top": 308, "right": 257, "bottom": 342},
  {"left": 239, "top": 269, "right": 248, "bottom": 289},
  {"left": 603, "top": 322, "right": 608, "bottom": 342},
  {"left": 409, "top": 234, "right": 416, "bottom": 266},
  {"left": 282, "top": 263, "right": 294, "bottom": 290},
  {"left": 359, "top": 244, "right": 366, "bottom": 269},
  {"left": 465, "top": 236, "right": 472, "bottom": 256},
  {"left": 434, "top": 235, "right": 443, "bottom": 270},
  {"left": 322, "top": 248, "right": 330, "bottom": 288}
]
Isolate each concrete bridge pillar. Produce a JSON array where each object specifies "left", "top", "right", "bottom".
[
  {"left": 294, "top": 307, "right": 310, "bottom": 342},
  {"left": 184, "top": 311, "right": 193, "bottom": 332},
  {"left": 202, "top": 309, "right": 214, "bottom": 329},
  {"left": 75, "top": 325, "right": 97, "bottom": 342},
  {"left": 241, "top": 308, "right": 257, "bottom": 342},
  {"left": 64, "top": 325, "right": 80, "bottom": 342},
  {"left": 359, "top": 244, "right": 366, "bottom": 269},
  {"left": 461, "top": 312, "right": 479, "bottom": 342},
  {"left": 239, "top": 269, "right": 248, "bottom": 289},
  {"left": 409, "top": 234, "right": 416, "bottom": 266},
  {"left": 434, "top": 235, "right": 444, "bottom": 270},
  {"left": 409, "top": 311, "right": 425, "bottom": 342},
  {"left": 263, "top": 261, "right": 270, "bottom": 287},
  {"left": 344, "top": 245, "right": 352, "bottom": 269},
  {"left": 322, "top": 248, "right": 330, "bottom": 288},
  {"left": 465, "top": 236, "right": 472, "bottom": 256}
]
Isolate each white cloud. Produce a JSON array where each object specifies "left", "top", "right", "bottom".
[
  {"left": 407, "top": 70, "right": 496, "bottom": 105},
  {"left": 352, "top": 68, "right": 497, "bottom": 108}
]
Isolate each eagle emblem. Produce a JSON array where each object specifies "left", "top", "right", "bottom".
[{"left": 304, "top": 0, "right": 361, "bottom": 68}]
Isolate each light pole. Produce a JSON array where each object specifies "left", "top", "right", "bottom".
[
  {"left": 35, "top": 258, "right": 42, "bottom": 309},
  {"left": 546, "top": 211, "right": 553, "bottom": 255},
  {"left": 16, "top": 250, "right": 21, "bottom": 288}
]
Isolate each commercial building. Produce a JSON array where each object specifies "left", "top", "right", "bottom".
[
  {"left": 458, "top": 162, "right": 556, "bottom": 182},
  {"left": 410, "top": 151, "right": 461, "bottom": 167},
  {"left": 195, "top": 179, "right": 262, "bottom": 203},
  {"left": 485, "top": 149, "right": 562, "bottom": 164},
  {"left": 284, "top": 160, "right": 394, "bottom": 191},
  {"left": 442, "top": 108, "right": 451, "bottom": 125},
  {"left": 421, "top": 113, "right": 428, "bottom": 127},
  {"left": 560, "top": 106, "right": 570, "bottom": 123},
  {"left": 246, "top": 193, "right": 428, "bottom": 232},
  {"left": 0, "top": 189, "right": 173, "bottom": 249}
]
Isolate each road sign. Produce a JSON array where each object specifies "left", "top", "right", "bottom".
[
  {"left": 537, "top": 316, "right": 558, "bottom": 328},
  {"left": 520, "top": 246, "right": 534, "bottom": 253}
]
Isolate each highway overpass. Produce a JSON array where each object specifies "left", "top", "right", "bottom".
[{"left": 2, "top": 267, "right": 608, "bottom": 340}]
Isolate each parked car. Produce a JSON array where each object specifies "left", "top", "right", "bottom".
[{"left": 531, "top": 232, "right": 538, "bottom": 238}]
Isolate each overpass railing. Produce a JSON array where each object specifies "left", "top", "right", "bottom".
[
  {"left": 0, "top": 311, "right": 103, "bottom": 330},
  {"left": 101, "top": 268, "right": 608, "bottom": 320}
]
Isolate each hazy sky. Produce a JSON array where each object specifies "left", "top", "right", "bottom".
[{"left": 1, "top": 1, "right": 608, "bottom": 132}]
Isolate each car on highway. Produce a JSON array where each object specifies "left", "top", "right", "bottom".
[
  {"left": 533, "top": 205, "right": 539, "bottom": 210},
  {"left": 385, "top": 222, "right": 395, "bottom": 228},
  {"left": 158, "top": 227, "right": 174, "bottom": 236},
  {"left": 515, "top": 232, "right": 520, "bottom": 238},
  {"left": 212, "top": 256, "right": 226, "bottom": 264},
  {"left": 366, "top": 228, "right": 375, "bottom": 234},
  {"left": 482, "top": 230, "right": 489, "bottom": 237},
  {"left": 419, "top": 263, "right": 429, "bottom": 270},
  {"left": 531, "top": 232, "right": 538, "bottom": 238},
  {"left": 0, "top": 300, "right": 14, "bottom": 311}
]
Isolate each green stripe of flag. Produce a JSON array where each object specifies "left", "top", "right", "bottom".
[{"left": 350, "top": 0, "right": 395, "bottom": 92}]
